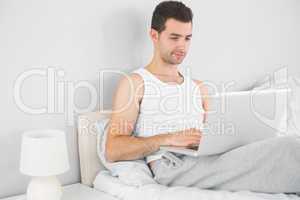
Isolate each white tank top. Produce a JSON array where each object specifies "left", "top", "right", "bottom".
[{"left": 131, "top": 67, "right": 205, "bottom": 163}]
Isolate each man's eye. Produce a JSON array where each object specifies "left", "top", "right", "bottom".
[
  {"left": 170, "top": 37, "right": 179, "bottom": 40},
  {"left": 186, "top": 37, "right": 191, "bottom": 41}
]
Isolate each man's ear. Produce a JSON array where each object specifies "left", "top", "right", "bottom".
[{"left": 149, "top": 29, "right": 159, "bottom": 43}]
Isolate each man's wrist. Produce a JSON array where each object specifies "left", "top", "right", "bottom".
[{"left": 156, "top": 133, "right": 170, "bottom": 146}]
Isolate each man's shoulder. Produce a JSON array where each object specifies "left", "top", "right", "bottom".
[
  {"left": 192, "top": 79, "right": 209, "bottom": 95},
  {"left": 116, "top": 73, "right": 144, "bottom": 103},
  {"left": 118, "top": 72, "right": 144, "bottom": 87},
  {"left": 192, "top": 79, "right": 204, "bottom": 86},
  {"left": 130, "top": 72, "right": 144, "bottom": 84}
]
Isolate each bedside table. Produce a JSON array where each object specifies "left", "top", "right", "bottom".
[{"left": 1, "top": 183, "right": 117, "bottom": 200}]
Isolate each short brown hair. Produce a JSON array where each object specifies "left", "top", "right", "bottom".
[{"left": 151, "top": 1, "right": 193, "bottom": 33}]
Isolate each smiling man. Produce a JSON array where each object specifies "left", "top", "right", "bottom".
[
  {"left": 105, "top": 1, "right": 207, "bottom": 166},
  {"left": 105, "top": 1, "right": 300, "bottom": 194}
]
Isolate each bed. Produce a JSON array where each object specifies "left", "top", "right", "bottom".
[{"left": 77, "top": 107, "right": 300, "bottom": 200}]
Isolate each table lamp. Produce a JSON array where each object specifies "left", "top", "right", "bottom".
[{"left": 20, "top": 129, "right": 70, "bottom": 200}]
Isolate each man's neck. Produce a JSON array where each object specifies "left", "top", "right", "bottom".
[{"left": 146, "top": 58, "right": 180, "bottom": 77}]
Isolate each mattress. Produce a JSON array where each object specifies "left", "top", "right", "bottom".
[{"left": 93, "top": 170, "right": 300, "bottom": 200}]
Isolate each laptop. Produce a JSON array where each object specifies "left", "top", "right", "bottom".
[{"left": 160, "top": 89, "right": 290, "bottom": 156}]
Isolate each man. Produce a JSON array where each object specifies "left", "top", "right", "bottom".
[
  {"left": 105, "top": 1, "right": 300, "bottom": 193},
  {"left": 105, "top": 1, "right": 207, "bottom": 164}
]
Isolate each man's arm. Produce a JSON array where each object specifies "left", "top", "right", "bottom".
[
  {"left": 105, "top": 73, "right": 169, "bottom": 162},
  {"left": 194, "top": 79, "right": 209, "bottom": 123}
]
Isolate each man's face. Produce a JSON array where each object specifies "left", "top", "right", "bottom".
[{"left": 152, "top": 18, "right": 192, "bottom": 65}]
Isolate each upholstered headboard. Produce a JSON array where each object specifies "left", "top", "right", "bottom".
[{"left": 77, "top": 110, "right": 111, "bottom": 187}]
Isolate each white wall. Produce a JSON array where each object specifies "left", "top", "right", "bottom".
[{"left": 0, "top": 0, "right": 299, "bottom": 197}]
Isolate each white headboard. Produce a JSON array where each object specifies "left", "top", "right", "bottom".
[{"left": 77, "top": 110, "right": 111, "bottom": 187}]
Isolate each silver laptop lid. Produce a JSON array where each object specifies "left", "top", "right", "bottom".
[{"left": 205, "top": 89, "right": 290, "bottom": 144}]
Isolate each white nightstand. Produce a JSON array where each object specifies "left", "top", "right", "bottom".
[{"left": 1, "top": 183, "right": 117, "bottom": 200}]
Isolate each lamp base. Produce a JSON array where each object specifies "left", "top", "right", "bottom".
[{"left": 27, "top": 176, "right": 62, "bottom": 200}]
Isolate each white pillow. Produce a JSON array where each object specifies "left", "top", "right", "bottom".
[
  {"left": 286, "top": 76, "right": 300, "bottom": 135},
  {"left": 94, "top": 119, "right": 156, "bottom": 187},
  {"left": 252, "top": 72, "right": 300, "bottom": 136}
]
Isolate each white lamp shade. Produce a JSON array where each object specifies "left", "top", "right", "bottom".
[{"left": 20, "top": 129, "right": 70, "bottom": 176}]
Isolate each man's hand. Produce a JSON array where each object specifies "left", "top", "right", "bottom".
[{"left": 162, "top": 128, "right": 202, "bottom": 147}]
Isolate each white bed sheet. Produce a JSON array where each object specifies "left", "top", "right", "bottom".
[{"left": 93, "top": 170, "right": 300, "bottom": 200}]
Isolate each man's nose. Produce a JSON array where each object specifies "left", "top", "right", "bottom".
[
  {"left": 177, "top": 39, "right": 188, "bottom": 50},
  {"left": 175, "top": 46, "right": 186, "bottom": 53}
]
